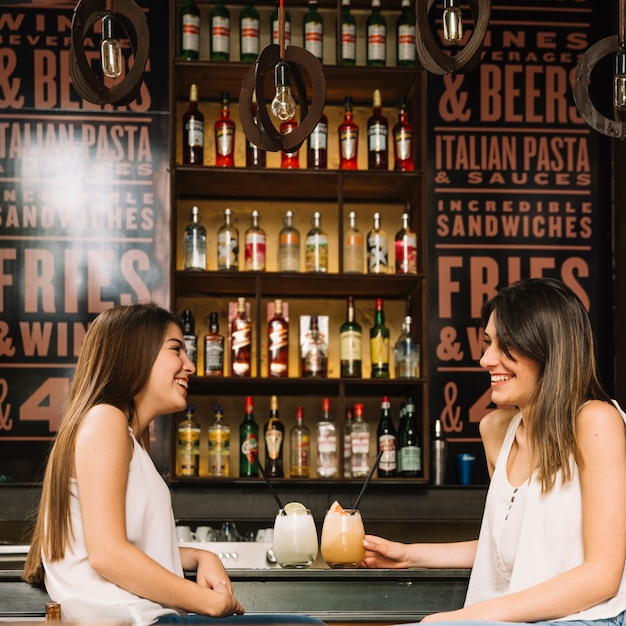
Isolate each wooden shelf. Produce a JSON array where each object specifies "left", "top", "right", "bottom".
[
  {"left": 174, "top": 270, "right": 424, "bottom": 299},
  {"left": 175, "top": 167, "right": 422, "bottom": 202},
  {"left": 174, "top": 61, "right": 423, "bottom": 105},
  {"left": 187, "top": 375, "right": 425, "bottom": 398}
]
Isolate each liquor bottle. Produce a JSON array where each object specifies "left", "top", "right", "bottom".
[
  {"left": 305, "top": 211, "right": 329, "bottom": 273},
  {"left": 210, "top": 0, "right": 230, "bottom": 61},
  {"left": 204, "top": 311, "right": 225, "bottom": 376},
  {"left": 178, "top": 309, "right": 197, "bottom": 368},
  {"left": 430, "top": 418, "right": 447, "bottom": 485},
  {"left": 217, "top": 208, "right": 239, "bottom": 271},
  {"left": 370, "top": 298, "right": 390, "bottom": 378},
  {"left": 230, "top": 297, "right": 251, "bottom": 376},
  {"left": 339, "top": 0, "right": 356, "bottom": 66},
  {"left": 366, "top": 0, "right": 386, "bottom": 67},
  {"left": 183, "top": 205, "right": 207, "bottom": 270},
  {"left": 176, "top": 405, "right": 201, "bottom": 477},
  {"left": 182, "top": 84, "right": 204, "bottom": 165},
  {"left": 290, "top": 406, "right": 311, "bottom": 477},
  {"left": 394, "top": 314, "right": 420, "bottom": 379},
  {"left": 350, "top": 403, "right": 370, "bottom": 478},
  {"left": 244, "top": 210, "right": 266, "bottom": 271},
  {"left": 208, "top": 403, "right": 230, "bottom": 477},
  {"left": 301, "top": 314, "right": 328, "bottom": 378},
  {"left": 239, "top": 396, "right": 259, "bottom": 477},
  {"left": 343, "top": 211, "right": 364, "bottom": 273},
  {"left": 377, "top": 396, "right": 397, "bottom": 477},
  {"left": 264, "top": 395, "right": 285, "bottom": 477},
  {"left": 396, "top": 402, "right": 406, "bottom": 475},
  {"left": 215, "top": 92, "right": 235, "bottom": 167},
  {"left": 367, "top": 212, "right": 389, "bottom": 274},
  {"left": 367, "top": 89, "right": 388, "bottom": 170},
  {"left": 303, "top": 0, "right": 323, "bottom": 63},
  {"left": 339, "top": 96, "right": 359, "bottom": 170},
  {"left": 239, "top": 0, "right": 260, "bottom": 63},
  {"left": 179, "top": 0, "right": 200, "bottom": 60},
  {"left": 271, "top": 2, "right": 291, "bottom": 46},
  {"left": 267, "top": 299, "right": 289, "bottom": 378},
  {"left": 316, "top": 398, "right": 338, "bottom": 477},
  {"left": 393, "top": 97, "right": 414, "bottom": 171},
  {"left": 280, "top": 118, "right": 300, "bottom": 169},
  {"left": 246, "top": 93, "right": 266, "bottom": 168},
  {"left": 278, "top": 210, "right": 300, "bottom": 272},
  {"left": 307, "top": 113, "right": 328, "bottom": 169},
  {"left": 396, "top": 0, "right": 416, "bottom": 67},
  {"left": 340, "top": 296, "right": 362, "bottom": 378},
  {"left": 395, "top": 212, "right": 417, "bottom": 274},
  {"left": 343, "top": 406, "right": 354, "bottom": 477},
  {"left": 398, "top": 396, "right": 421, "bottom": 477}
]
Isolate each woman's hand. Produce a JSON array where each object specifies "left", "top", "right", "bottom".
[
  {"left": 361, "top": 535, "right": 413, "bottom": 569},
  {"left": 179, "top": 548, "right": 244, "bottom": 617}
]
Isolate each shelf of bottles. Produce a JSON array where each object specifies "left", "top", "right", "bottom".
[{"left": 170, "top": 0, "right": 429, "bottom": 484}]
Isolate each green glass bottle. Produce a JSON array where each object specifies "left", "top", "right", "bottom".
[
  {"left": 339, "top": 0, "right": 356, "bottom": 66},
  {"left": 210, "top": 0, "right": 230, "bottom": 61},
  {"left": 239, "top": 396, "right": 259, "bottom": 477},
  {"left": 239, "top": 0, "right": 260, "bottom": 63},
  {"left": 370, "top": 297, "right": 390, "bottom": 378},
  {"left": 340, "top": 296, "right": 362, "bottom": 378},
  {"left": 396, "top": 0, "right": 416, "bottom": 67},
  {"left": 366, "top": 0, "right": 386, "bottom": 67},
  {"left": 179, "top": 0, "right": 200, "bottom": 60},
  {"left": 303, "top": 0, "right": 324, "bottom": 63}
]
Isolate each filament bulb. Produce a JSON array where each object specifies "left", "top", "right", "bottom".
[
  {"left": 614, "top": 49, "right": 626, "bottom": 111},
  {"left": 271, "top": 62, "right": 297, "bottom": 122},
  {"left": 443, "top": 0, "right": 463, "bottom": 43},
  {"left": 101, "top": 14, "right": 122, "bottom": 78}
]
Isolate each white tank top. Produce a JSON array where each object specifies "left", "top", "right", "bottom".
[
  {"left": 44, "top": 430, "right": 183, "bottom": 625},
  {"left": 465, "top": 401, "right": 626, "bottom": 620}
]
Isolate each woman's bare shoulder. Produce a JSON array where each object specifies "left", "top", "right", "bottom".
[{"left": 480, "top": 407, "right": 519, "bottom": 475}]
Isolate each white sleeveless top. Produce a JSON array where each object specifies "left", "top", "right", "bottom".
[
  {"left": 44, "top": 430, "right": 183, "bottom": 625},
  {"left": 465, "top": 401, "right": 626, "bottom": 620}
]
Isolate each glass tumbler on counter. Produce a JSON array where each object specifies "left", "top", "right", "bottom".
[
  {"left": 272, "top": 508, "right": 318, "bottom": 568},
  {"left": 320, "top": 507, "right": 365, "bottom": 568}
]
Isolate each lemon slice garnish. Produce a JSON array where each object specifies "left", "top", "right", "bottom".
[{"left": 283, "top": 501, "right": 307, "bottom": 515}]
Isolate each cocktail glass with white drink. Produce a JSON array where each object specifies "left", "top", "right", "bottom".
[{"left": 272, "top": 501, "right": 318, "bottom": 568}]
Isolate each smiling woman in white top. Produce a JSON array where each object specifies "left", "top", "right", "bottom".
[
  {"left": 22, "top": 302, "right": 324, "bottom": 626},
  {"left": 362, "top": 277, "right": 626, "bottom": 626}
]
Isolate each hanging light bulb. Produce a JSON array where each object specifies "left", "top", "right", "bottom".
[
  {"left": 614, "top": 49, "right": 626, "bottom": 111},
  {"left": 101, "top": 13, "right": 123, "bottom": 78},
  {"left": 443, "top": 0, "right": 463, "bottom": 44},
  {"left": 271, "top": 61, "right": 297, "bottom": 122}
]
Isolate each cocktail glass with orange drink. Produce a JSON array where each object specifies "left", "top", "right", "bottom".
[{"left": 320, "top": 500, "right": 365, "bottom": 568}]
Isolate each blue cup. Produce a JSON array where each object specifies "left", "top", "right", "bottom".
[{"left": 455, "top": 453, "right": 475, "bottom": 485}]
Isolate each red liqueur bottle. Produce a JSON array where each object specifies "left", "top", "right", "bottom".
[
  {"left": 393, "top": 97, "right": 414, "bottom": 171},
  {"left": 339, "top": 96, "right": 359, "bottom": 170},
  {"left": 215, "top": 91, "right": 235, "bottom": 167}
]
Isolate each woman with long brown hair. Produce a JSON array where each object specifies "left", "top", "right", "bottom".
[
  {"left": 23, "top": 302, "right": 322, "bottom": 626},
  {"left": 362, "top": 278, "right": 626, "bottom": 626}
]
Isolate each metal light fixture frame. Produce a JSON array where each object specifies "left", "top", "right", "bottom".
[
  {"left": 573, "top": 0, "right": 626, "bottom": 140},
  {"left": 415, "top": 0, "right": 491, "bottom": 75},
  {"left": 69, "top": 0, "right": 149, "bottom": 106},
  {"left": 239, "top": 2, "right": 326, "bottom": 153}
]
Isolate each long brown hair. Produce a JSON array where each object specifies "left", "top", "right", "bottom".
[
  {"left": 481, "top": 278, "right": 611, "bottom": 492},
  {"left": 23, "top": 303, "right": 178, "bottom": 585}
]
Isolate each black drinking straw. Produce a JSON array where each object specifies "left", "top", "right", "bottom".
[
  {"left": 351, "top": 449, "right": 383, "bottom": 512},
  {"left": 251, "top": 449, "right": 285, "bottom": 512}
]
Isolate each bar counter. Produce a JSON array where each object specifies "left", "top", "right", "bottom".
[{"left": 0, "top": 567, "right": 470, "bottom": 624}]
